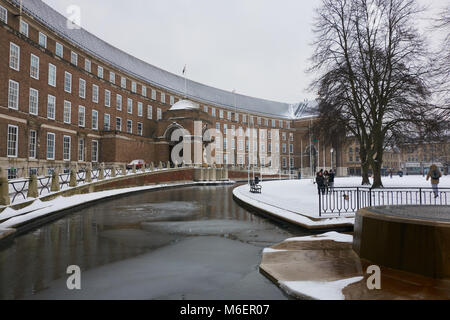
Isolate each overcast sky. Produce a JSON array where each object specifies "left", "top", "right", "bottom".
[{"left": 42, "top": 0, "right": 446, "bottom": 104}]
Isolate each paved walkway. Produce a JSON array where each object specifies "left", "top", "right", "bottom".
[{"left": 259, "top": 233, "right": 450, "bottom": 300}]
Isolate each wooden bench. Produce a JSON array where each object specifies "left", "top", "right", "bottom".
[{"left": 250, "top": 180, "right": 262, "bottom": 193}]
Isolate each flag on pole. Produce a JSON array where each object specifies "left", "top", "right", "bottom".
[{"left": 182, "top": 65, "right": 186, "bottom": 75}]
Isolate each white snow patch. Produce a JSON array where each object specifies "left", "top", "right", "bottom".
[
  {"left": 262, "top": 248, "right": 288, "bottom": 253},
  {"left": 280, "top": 276, "right": 364, "bottom": 300},
  {"left": 284, "top": 231, "right": 353, "bottom": 243}
]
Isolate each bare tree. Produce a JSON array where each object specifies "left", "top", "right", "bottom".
[
  {"left": 431, "top": 5, "right": 450, "bottom": 120},
  {"left": 309, "top": 0, "right": 435, "bottom": 187}
]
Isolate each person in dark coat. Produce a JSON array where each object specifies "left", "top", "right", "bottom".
[
  {"left": 426, "top": 164, "right": 442, "bottom": 198},
  {"left": 316, "top": 171, "right": 325, "bottom": 195},
  {"left": 323, "top": 170, "right": 330, "bottom": 193},
  {"left": 328, "top": 169, "right": 335, "bottom": 191}
]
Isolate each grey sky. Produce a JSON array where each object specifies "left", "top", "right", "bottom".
[{"left": 42, "top": 0, "right": 446, "bottom": 104}]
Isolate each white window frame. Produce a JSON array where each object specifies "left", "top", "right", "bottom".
[
  {"left": 20, "top": 20, "right": 28, "bottom": 37},
  {"left": 104, "top": 113, "right": 110, "bottom": 131},
  {"left": 71, "top": 51, "right": 78, "bottom": 66},
  {"left": 63, "top": 100, "right": 71, "bottom": 124},
  {"left": 92, "top": 84, "right": 99, "bottom": 103},
  {"left": 105, "top": 90, "right": 111, "bottom": 107},
  {"left": 92, "top": 110, "right": 98, "bottom": 130},
  {"left": 142, "top": 86, "right": 147, "bottom": 97},
  {"left": 7, "top": 125, "right": 18, "bottom": 158},
  {"left": 160, "top": 92, "right": 165, "bottom": 104},
  {"left": 29, "top": 130, "right": 37, "bottom": 159},
  {"left": 157, "top": 108, "right": 162, "bottom": 120},
  {"left": 137, "top": 102, "right": 143, "bottom": 117},
  {"left": 110, "top": 71, "right": 115, "bottom": 84},
  {"left": 30, "top": 54, "right": 39, "bottom": 80},
  {"left": 47, "top": 95, "right": 56, "bottom": 120},
  {"left": 91, "top": 140, "right": 99, "bottom": 162},
  {"left": 116, "top": 94, "right": 122, "bottom": 111},
  {"left": 39, "top": 32, "right": 47, "bottom": 48},
  {"left": 0, "top": 5, "right": 7, "bottom": 24},
  {"left": 48, "top": 63, "right": 56, "bottom": 87},
  {"left": 78, "top": 106, "right": 85, "bottom": 127},
  {"left": 64, "top": 72, "right": 72, "bottom": 93},
  {"left": 55, "top": 42, "right": 63, "bottom": 58},
  {"left": 127, "top": 119, "right": 133, "bottom": 134},
  {"left": 79, "top": 78, "right": 86, "bottom": 99},
  {"left": 85, "top": 59, "right": 91, "bottom": 72},
  {"left": 116, "top": 117, "right": 122, "bottom": 131},
  {"left": 121, "top": 76, "right": 126, "bottom": 88},
  {"left": 46, "top": 132, "right": 55, "bottom": 160},
  {"left": 147, "top": 105, "right": 153, "bottom": 119},
  {"left": 127, "top": 98, "right": 133, "bottom": 114},
  {"left": 63, "top": 135, "right": 71, "bottom": 161},
  {"left": 29, "top": 88, "right": 39, "bottom": 115},
  {"left": 131, "top": 81, "right": 137, "bottom": 93},
  {"left": 97, "top": 66, "right": 104, "bottom": 79},
  {"left": 9, "top": 42, "right": 20, "bottom": 71},
  {"left": 137, "top": 122, "right": 143, "bottom": 136},
  {"left": 78, "top": 138, "right": 85, "bottom": 162},
  {"left": 151, "top": 89, "right": 156, "bottom": 100},
  {"left": 8, "top": 80, "right": 19, "bottom": 110}
]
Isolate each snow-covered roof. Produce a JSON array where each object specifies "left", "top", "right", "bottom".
[
  {"left": 13, "top": 0, "right": 315, "bottom": 120},
  {"left": 169, "top": 100, "right": 200, "bottom": 111}
]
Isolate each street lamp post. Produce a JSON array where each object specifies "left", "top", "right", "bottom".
[{"left": 330, "top": 148, "right": 334, "bottom": 171}]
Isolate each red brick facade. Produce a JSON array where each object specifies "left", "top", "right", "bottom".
[{"left": 0, "top": 0, "right": 341, "bottom": 178}]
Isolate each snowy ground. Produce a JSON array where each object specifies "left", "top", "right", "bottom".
[{"left": 233, "top": 175, "right": 450, "bottom": 228}]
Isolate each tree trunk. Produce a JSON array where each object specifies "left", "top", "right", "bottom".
[
  {"left": 361, "top": 161, "right": 371, "bottom": 185},
  {"left": 359, "top": 147, "right": 371, "bottom": 185},
  {"left": 371, "top": 160, "right": 383, "bottom": 188}
]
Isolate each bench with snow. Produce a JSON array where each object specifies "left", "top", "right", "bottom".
[{"left": 249, "top": 180, "right": 262, "bottom": 193}]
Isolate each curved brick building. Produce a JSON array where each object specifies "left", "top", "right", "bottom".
[{"left": 0, "top": 0, "right": 345, "bottom": 179}]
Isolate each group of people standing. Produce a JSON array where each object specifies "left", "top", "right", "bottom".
[{"left": 315, "top": 169, "right": 335, "bottom": 195}]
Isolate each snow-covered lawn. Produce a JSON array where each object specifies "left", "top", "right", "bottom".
[{"left": 233, "top": 175, "right": 450, "bottom": 227}]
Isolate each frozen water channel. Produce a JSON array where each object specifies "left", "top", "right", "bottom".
[{"left": 0, "top": 185, "right": 314, "bottom": 300}]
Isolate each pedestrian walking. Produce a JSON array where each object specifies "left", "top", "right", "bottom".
[
  {"left": 328, "top": 169, "right": 335, "bottom": 191},
  {"left": 426, "top": 164, "right": 442, "bottom": 198},
  {"left": 315, "top": 171, "right": 325, "bottom": 195},
  {"left": 323, "top": 170, "right": 330, "bottom": 194}
]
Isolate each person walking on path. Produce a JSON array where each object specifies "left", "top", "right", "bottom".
[
  {"left": 328, "top": 169, "right": 335, "bottom": 191},
  {"left": 426, "top": 164, "right": 442, "bottom": 198},
  {"left": 323, "top": 170, "right": 330, "bottom": 193},
  {"left": 316, "top": 171, "right": 325, "bottom": 195}
]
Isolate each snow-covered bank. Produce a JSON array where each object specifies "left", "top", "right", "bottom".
[{"left": 233, "top": 175, "right": 450, "bottom": 229}]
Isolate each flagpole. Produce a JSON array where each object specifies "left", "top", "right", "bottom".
[{"left": 183, "top": 65, "right": 187, "bottom": 99}]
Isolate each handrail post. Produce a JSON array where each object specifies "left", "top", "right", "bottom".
[
  {"left": 356, "top": 187, "right": 360, "bottom": 211},
  {"left": 419, "top": 187, "right": 422, "bottom": 205},
  {"left": 318, "top": 192, "right": 322, "bottom": 217}
]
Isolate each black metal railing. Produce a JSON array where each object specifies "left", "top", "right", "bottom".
[{"left": 319, "top": 187, "right": 450, "bottom": 216}]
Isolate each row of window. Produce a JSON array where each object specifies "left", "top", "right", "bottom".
[
  {"left": 215, "top": 122, "right": 293, "bottom": 141},
  {"left": 5, "top": 9, "right": 293, "bottom": 136},
  {"left": 9, "top": 42, "right": 162, "bottom": 119},
  {"left": 206, "top": 105, "right": 290, "bottom": 129},
  {"left": 6, "top": 124, "right": 98, "bottom": 162},
  {"left": 215, "top": 137, "right": 294, "bottom": 154},
  {"left": 8, "top": 80, "right": 144, "bottom": 135},
  {"left": 217, "top": 154, "right": 294, "bottom": 168},
  {"left": 11, "top": 12, "right": 178, "bottom": 106}
]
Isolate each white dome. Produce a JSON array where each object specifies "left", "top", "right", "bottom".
[{"left": 169, "top": 99, "right": 200, "bottom": 111}]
